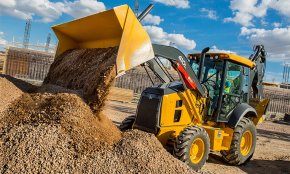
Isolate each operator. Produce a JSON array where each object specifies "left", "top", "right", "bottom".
[{"left": 224, "top": 81, "right": 231, "bottom": 93}]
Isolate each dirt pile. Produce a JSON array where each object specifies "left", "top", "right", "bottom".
[
  {"left": 0, "top": 77, "right": 23, "bottom": 114},
  {"left": 114, "top": 130, "right": 196, "bottom": 174},
  {"left": 0, "top": 89, "right": 195, "bottom": 173},
  {"left": 44, "top": 47, "right": 118, "bottom": 114}
]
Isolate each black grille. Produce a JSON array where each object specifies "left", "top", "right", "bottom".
[{"left": 134, "top": 92, "right": 161, "bottom": 134}]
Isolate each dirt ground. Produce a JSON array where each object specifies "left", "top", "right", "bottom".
[{"left": 103, "top": 100, "right": 290, "bottom": 174}]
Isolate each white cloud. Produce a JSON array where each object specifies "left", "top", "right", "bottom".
[
  {"left": 152, "top": 0, "right": 190, "bottom": 9},
  {"left": 210, "top": 45, "right": 236, "bottom": 54},
  {"left": 224, "top": 12, "right": 254, "bottom": 27},
  {"left": 63, "top": 0, "right": 105, "bottom": 18},
  {"left": 144, "top": 26, "right": 196, "bottom": 50},
  {"left": 0, "top": 32, "right": 7, "bottom": 46},
  {"left": 272, "top": 22, "right": 282, "bottom": 28},
  {"left": 142, "top": 14, "right": 164, "bottom": 25},
  {"left": 200, "top": 8, "right": 218, "bottom": 20},
  {"left": 240, "top": 27, "right": 290, "bottom": 61},
  {"left": 0, "top": 0, "right": 64, "bottom": 22},
  {"left": 224, "top": 0, "right": 290, "bottom": 27},
  {"left": 0, "top": 0, "right": 106, "bottom": 23}
]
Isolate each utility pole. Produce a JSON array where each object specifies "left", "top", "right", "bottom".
[{"left": 45, "top": 33, "right": 51, "bottom": 52}]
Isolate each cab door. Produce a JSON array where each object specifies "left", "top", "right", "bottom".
[{"left": 217, "top": 62, "right": 243, "bottom": 122}]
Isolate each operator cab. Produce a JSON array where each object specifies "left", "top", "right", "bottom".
[{"left": 188, "top": 53, "right": 254, "bottom": 122}]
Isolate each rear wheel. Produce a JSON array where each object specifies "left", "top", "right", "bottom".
[
  {"left": 119, "top": 115, "right": 135, "bottom": 131},
  {"left": 174, "top": 126, "right": 210, "bottom": 171},
  {"left": 221, "top": 117, "right": 256, "bottom": 165}
]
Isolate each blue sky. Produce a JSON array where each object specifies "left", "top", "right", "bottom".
[{"left": 0, "top": 0, "right": 290, "bottom": 83}]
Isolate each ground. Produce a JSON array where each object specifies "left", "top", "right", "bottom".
[{"left": 103, "top": 100, "right": 290, "bottom": 174}]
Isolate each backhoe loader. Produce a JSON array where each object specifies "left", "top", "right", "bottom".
[{"left": 52, "top": 4, "right": 269, "bottom": 171}]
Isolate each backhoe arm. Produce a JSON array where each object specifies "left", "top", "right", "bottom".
[{"left": 249, "top": 45, "right": 266, "bottom": 100}]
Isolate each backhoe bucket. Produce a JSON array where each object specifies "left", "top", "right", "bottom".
[{"left": 52, "top": 4, "right": 154, "bottom": 75}]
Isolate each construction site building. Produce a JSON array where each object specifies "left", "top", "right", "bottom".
[
  {"left": 0, "top": 51, "right": 5, "bottom": 74},
  {"left": 3, "top": 47, "right": 54, "bottom": 84}
]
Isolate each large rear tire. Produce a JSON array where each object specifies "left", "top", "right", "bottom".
[
  {"left": 221, "top": 117, "right": 256, "bottom": 165},
  {"left": 119, "top": 115, "right": 136, "bottom": 131},
  {"left": 174, "top": 126, "right": 210, "bottom": 171}
]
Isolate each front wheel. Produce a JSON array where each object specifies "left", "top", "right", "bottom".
[
  {"left": 119, "top": 115, "right": 136, "bottom": 131},
  {"left": 174, "top": 126, "right": 210, "bottom": 171},
  {"left": 221, "top": 117, "right": 256, "bottom": 165}
]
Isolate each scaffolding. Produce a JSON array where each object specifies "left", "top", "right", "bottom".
[
  {"left": 3, "top": 46, "right": 54, "bottom": 84},
  {"left": 0, "top": 51, "right": 5, "bottom": 74}
]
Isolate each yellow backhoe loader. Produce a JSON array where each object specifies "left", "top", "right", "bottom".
[{"left": 52, "top": 4, "right": 269, "bottom": 171}]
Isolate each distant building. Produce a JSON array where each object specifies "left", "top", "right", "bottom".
[
  {"left": 3, "top": 46, "right": 54, "bottom": 84},
  {"left": 0, "top": 51, "right": 5, "bottom": 74}
]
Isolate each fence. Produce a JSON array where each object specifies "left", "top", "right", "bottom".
[{"left": 264, "top": 86, "right": 290, "bottom": 113}]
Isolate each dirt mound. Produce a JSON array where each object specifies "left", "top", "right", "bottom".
[
  {"left": 1, "top": 92, "right": 121, "bottom": 147},
  {"left": 44, "top": 47, "right": 118, "bottom": 114},
  {"left": 0, "top": 74, "right": 36, "bottom": 93},
  {"left": 0, "top": 90, "right": 196, "bottom": 173},
  {"left": 0, "top": 77, "right": 23, "bottom": 114},
  {"left": 114, "top": 130, "right": 196, "bottom": 174}
]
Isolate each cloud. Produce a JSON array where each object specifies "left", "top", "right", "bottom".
[
  {"left": 144, "top": 26, "right": 196, "bottom": 50},
  {"left": 0, "top": 0, "right": 64, "bottom": 22},
  {"left": 240, "top": 26, "right": 290, "bottom": 61},
  {"left": 224, "top": 0, "right": 290, "bottom": 27},
  {"left": 0, "top": 0, "right": 106, "bottom": 23},
  {"left": 210, "top": 45, "right": 236, "bottom": 54},
  {"left": 152, "top": 0, "right": 190, "bottom": 9},
  {"left": 142, "top": 14, "right": 164, "bottom": 25},
  {"left": 0, "top": 32, "right": 7, "bottom": 46},
  {"left": 63, "top": 0, "right": 105, "bottom": 18},
  {"left": 200, "top": 8, "right": 218, "bottom": 20},
  {"left": 272, "top": 22, "right": 282, "bottom": 28}
]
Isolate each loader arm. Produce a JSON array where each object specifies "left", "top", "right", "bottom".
[{"left": 152, "top": 44, "right": 205, "bottom": 97}]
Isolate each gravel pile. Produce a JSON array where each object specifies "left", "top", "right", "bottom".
[
  {"left": 0, "top": 77, "right": 23, "bottom": 114},
  {"left": 0, "top": 48, "right": 197, "bottom": 173}
]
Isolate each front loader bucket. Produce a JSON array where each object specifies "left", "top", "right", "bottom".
[{"left": 52, "top": 4, "right": 154, "bottom": 75}]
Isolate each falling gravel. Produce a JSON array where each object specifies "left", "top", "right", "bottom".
[{"left": 44, "top": 47, "right": 118, "bottom": 114}]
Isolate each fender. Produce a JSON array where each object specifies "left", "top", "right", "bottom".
[{"left": 228, "top": 103, "right": 257, "bottom": 128}]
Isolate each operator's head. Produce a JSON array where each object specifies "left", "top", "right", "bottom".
[{"left": 225, "top": 81, "right": 231, "bottom": 88}]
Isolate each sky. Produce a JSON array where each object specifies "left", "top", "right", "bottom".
[{"left": 0, "top": 0, "right": 290, "bottom": 83}]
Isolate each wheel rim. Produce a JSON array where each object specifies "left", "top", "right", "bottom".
[
  {"left": 189, "top": 138, "right": 205, "bottom": 164},
  {"left": 240, "top": 130, "right": 253, "bottom": 156}
]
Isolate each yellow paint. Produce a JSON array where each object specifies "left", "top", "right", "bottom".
[
  {"left": 249, "top": 98, "right": 270, "bottom": 125},
  {"left": 201, "top": 126, "right": 233, "bottom": 151},
  {"left": 52, "top": 4, "right": 154, "bottom": 75},
  {"left": 188, "top": 52, "right": 255, "bottom": 69},
  {"left": 240, "top": 130, "right": 253, "bottom": 156},
  {"left": 159, "top": 89, "right": 206, "bottom": 128},
  {"left": 155, "top": 89, "right": 235, "bottom": 152},
  {"left": 190, "top": 138, "right": 205, "bottom": 164}
]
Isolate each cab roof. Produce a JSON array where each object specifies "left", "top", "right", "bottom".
[{"left": 188, "top": 52, "right": 256, "bottom": 69}]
